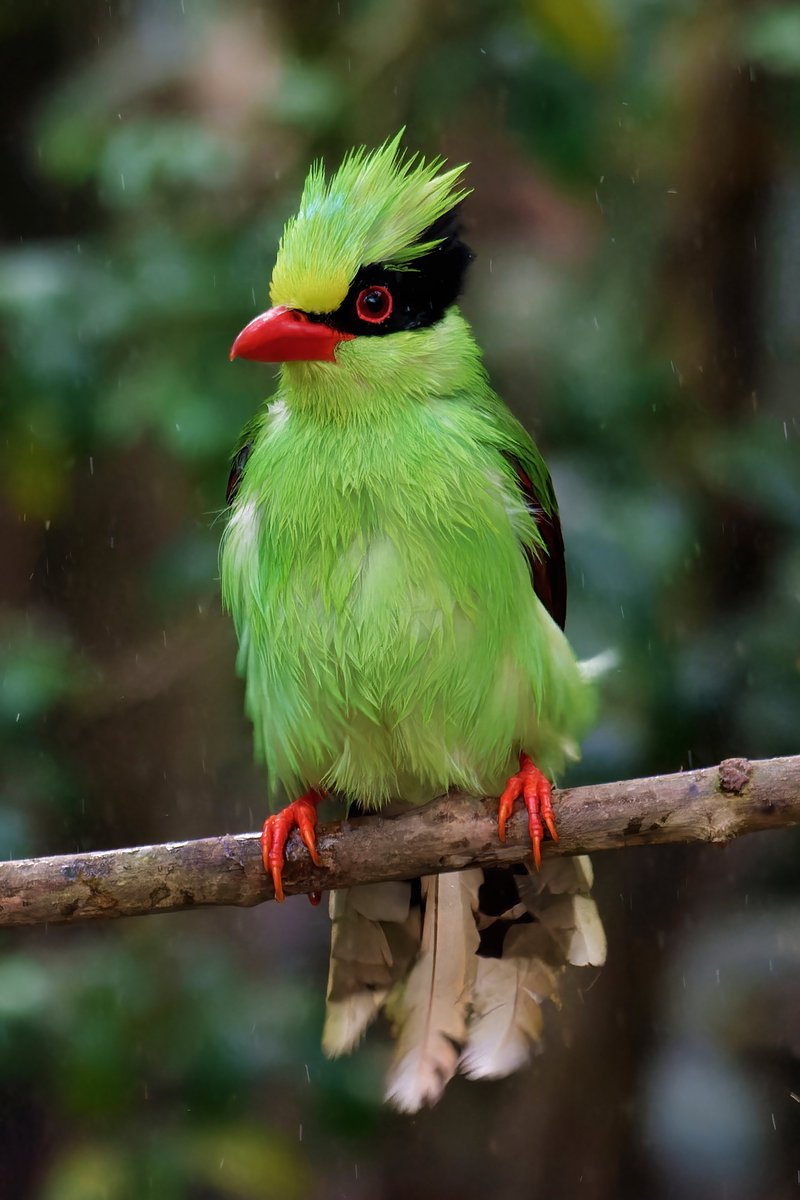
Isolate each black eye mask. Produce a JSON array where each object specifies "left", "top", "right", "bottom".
[{"left": 306, "top": 208, "right": 474, "bottom": 337}]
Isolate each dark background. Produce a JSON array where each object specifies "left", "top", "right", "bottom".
[{"left": 1, "top": 1, "right": 799, "bottom": 1197}]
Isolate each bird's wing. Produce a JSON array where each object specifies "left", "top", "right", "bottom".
[
  {"left": 477, "top": 397, "right": 567, "bottom": 629},
  {"left": 502, "top": 451, "right": 567, "bottom": 630},
  {"left": 226, "top": 438, "right": 253, "bottom": 507}
]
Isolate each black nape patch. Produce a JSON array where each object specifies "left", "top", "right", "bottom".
[{"left": 307, "top": 206, "right": 474, "bottom": 337}]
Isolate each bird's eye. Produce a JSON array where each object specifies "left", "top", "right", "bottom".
[{"left": 356, "top": 286, "right": 393, "bottom": 324}]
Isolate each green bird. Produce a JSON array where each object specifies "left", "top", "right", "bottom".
[{"left": 223, "top": 134, "right": 605, "bottom": 1111}]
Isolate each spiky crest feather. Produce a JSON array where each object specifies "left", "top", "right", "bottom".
[{"left": 269, "top": 131, "right": 471, "bottom": 315}]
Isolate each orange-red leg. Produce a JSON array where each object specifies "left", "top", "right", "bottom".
[
  {"left": 261, "top": 790, "right": 325, "bottom": 904},
  {"left": 497, "top": 752, "right": 557, "bottom": 870}
]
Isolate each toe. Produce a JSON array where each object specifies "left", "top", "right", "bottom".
[{"left": 271, "top": 863, "right": 286, "bottom": 903}]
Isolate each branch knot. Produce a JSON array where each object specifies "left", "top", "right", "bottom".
[{"left": 719, "top": 757, "right": 752, "bottom": 794}]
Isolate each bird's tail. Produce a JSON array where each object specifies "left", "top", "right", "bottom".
[{"left": 322, "top": 857, "right": 606, "bottom": 1113}]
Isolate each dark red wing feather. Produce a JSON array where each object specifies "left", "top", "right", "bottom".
[
  {"left": 226, "top": 441, "right": 253, "bottom": 506},
  {"left": 503, "top": 454, "right": 567, "bottom": 630}
]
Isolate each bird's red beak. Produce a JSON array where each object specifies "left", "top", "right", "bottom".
[{"left": 229, "top": 306, "right": 353, "bottom": 364}]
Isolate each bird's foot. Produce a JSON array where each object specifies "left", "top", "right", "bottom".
[
  {"left": 261, "top": 790, "right": 325, "bottom": 904},
  {"left": 497, "top": 752, "right": 557, "bottom": 871}
]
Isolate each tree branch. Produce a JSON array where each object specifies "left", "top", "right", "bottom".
[{"left": 1, "top": 755, "right": 798, "bottom": 928}]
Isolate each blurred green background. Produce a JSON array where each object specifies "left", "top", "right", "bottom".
[{"left": 1, "top": 1, "right": 799, "bottom": 1197}]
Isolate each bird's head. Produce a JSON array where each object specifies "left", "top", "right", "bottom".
[{"left": 230, "top": 133, "right": 474, "bottom": 391}]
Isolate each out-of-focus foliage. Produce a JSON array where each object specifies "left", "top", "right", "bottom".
[{"left": 1, "top": 2, "right": 798, "bottom": 1198}]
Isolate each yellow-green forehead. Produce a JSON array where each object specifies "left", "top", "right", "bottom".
[
  {"left": 268, "top": 137, "right": 469, "bottom": 314},
  {"left": 268, "top": 199, "right": 364, "bottom": 313}
]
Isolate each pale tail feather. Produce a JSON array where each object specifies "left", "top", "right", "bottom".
[
  {"left": 517, "top": 856, "right": 607, "bottom": 967},
  {"left": 459, "top": 858, "right": 604, "bottom": 1080},
  {"left": 322, "top": 858, "right": 605, "bottom": 1111},
  {"left": 537, "top": 893, "right": 607, "bottom": 967},
  {"left": 383, "top": 870, "right": 481, "bottom": 1112},
  {"left": 459, "top": 924, "right": 559, "bottom": 1079},
  {"left": 322, "top": 881, "right": 419, "bottom": 1057}
]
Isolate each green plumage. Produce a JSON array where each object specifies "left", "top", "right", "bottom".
[{"left": 221, "top": 140, "right": 594, "bottom": 811}]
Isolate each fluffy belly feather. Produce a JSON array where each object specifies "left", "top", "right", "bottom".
[
  {"left": 231, "top": 520, "right": 582, "bottom": 807},
  {"left": 221, "top": 403, "right": 592, "bottom": 807}
]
